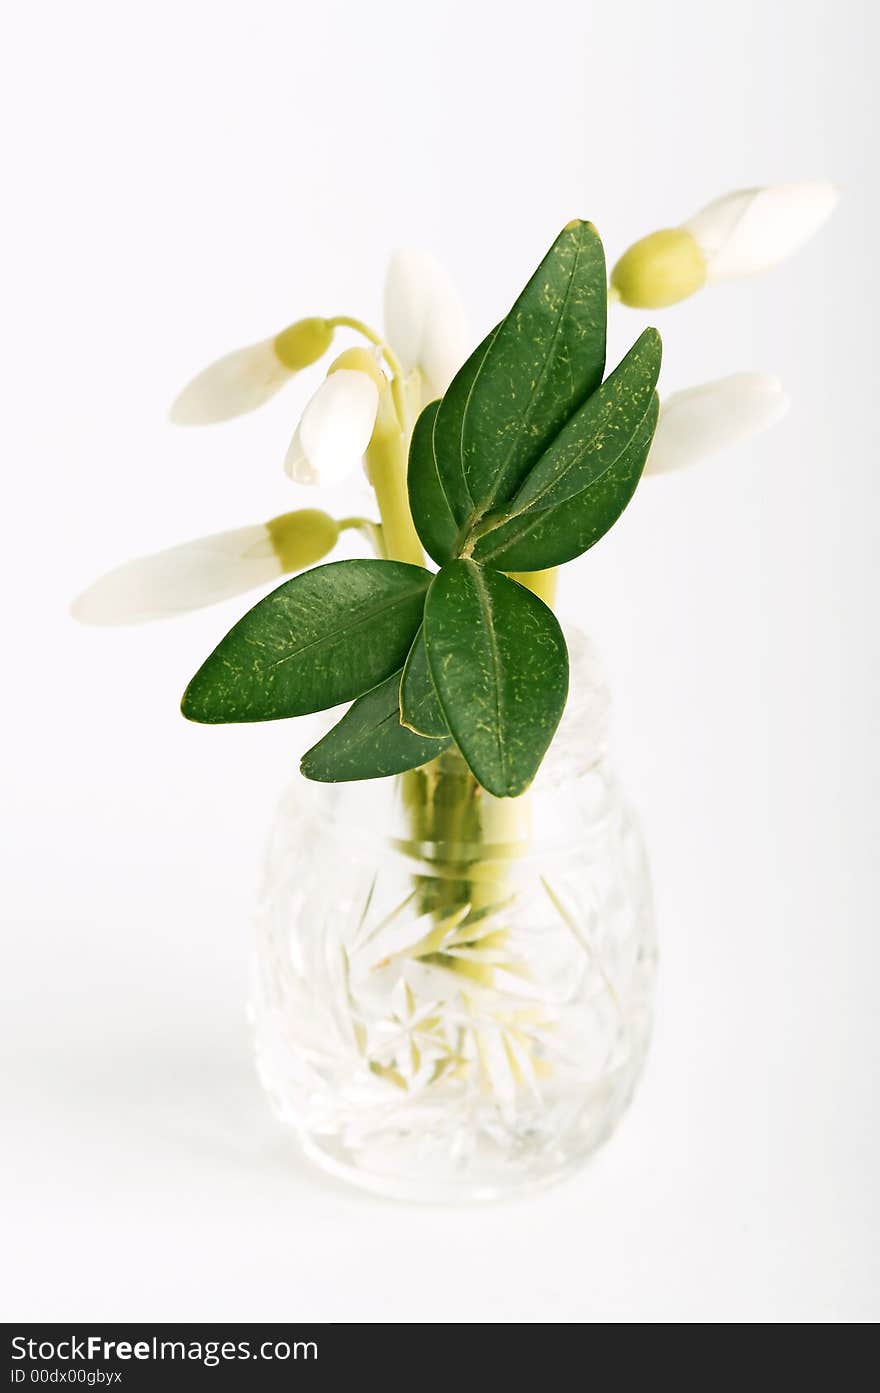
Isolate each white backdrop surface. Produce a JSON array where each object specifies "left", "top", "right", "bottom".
[{"left": 1, "top": 0, "right": 877, "bottom": 1323}]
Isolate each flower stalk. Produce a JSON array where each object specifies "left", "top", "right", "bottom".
[{"left": 364, "top": 378, "right": 424, "bottom": 566}]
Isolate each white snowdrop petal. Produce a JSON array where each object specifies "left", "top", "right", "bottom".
[
  {"left": 284, "top": 370, "right": 379, "bottom": 487},
  {"left": 685, "top": 183, "right": 840, "bottom": 281},
  {"left": 645, "top": 373, "right": 790, "bottom": 475},
  {"left": 169, "top": 339, "right": 292, "bottom": 425},
  {"left": 419, "top": 286, "right": 470, "bottom": 402},
  {"left": 284, "top": 428, "right": 317, "bottom": 486},
  {"left": 384, "top": 250, "right": 428, "bottom": 375},
  {"left": 384, "top": 248, "right": 470, "bottom": 400},
  {"left": 71, "top": 525, "right": 282, "bottom": 624}
]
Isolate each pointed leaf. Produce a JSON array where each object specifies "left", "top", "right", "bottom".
[
  {"left": 400, "top": 625, "right": 449, "bottom": 737},
  {"left": 423, "top": 560, "right": 568, "bottom": 797},
  {"left": 182, "top": 559, "right": 430, "bottom": 723},
  {"left": 407, "top": 400, "right": 458, "bottom": 566},
  {"left": 431, "top": 325, "right": 499, "bottom": 525},
  {"left": 458, "top": 221, "right": 608, "bottom": 517},
  {"left": 473, "top": 394, "right": 659, "bottom": 571},
  {"left": 502, "top": 328, "right": 661, "bottom": 515},
  {"left": 470, "top": 329, "right": 661, "bottom": 570},
  {"left": 301, "top": 671, "right": 449, "bottom": 782}
]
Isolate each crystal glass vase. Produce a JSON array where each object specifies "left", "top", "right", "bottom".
[{"left": 251, "top": 630, "right": 656, "bottom": 1203}]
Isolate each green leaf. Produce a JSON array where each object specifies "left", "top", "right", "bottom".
[
  {"left": 474, "top": 393, "right": 659, "bottom": 571},
  {"left": 301, "top": 671, "right": 449, "bottom": 782},
  {"left": 423, "top": 560, "right": 568, "bottom": 798},
  {"left": 501, "top": 327, "right": 660, "bottom": 514},
  {"left": 471, "top": 330, "right": 661, "bottom": 570},
  {"left": 431, "top": 325, "right": 499, "bottom": 526},
  {"left": 407, "top": 400, "right": 458, "bottom": 566},
  {"left": 181, "top": 559, "right": 430, "bottom": 723},
  {"left": 453, "top": 221, "right": 607, "bottom": 521},
  {"left": 399, "top": 625, "right": 449, "bottom": 737}
]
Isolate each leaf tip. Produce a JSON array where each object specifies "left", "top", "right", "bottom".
[
  {"left": 180, "top": 679, "right": 202, "bottom": 723},
  {"left": 180, "top": 665, "right": 222, "bottom": 724},
  {"left": 561, "top": 217, "right": 602, "bottom": 248},
  {"left": 299, "top": 745, "right": 327, "bottom": 782}
]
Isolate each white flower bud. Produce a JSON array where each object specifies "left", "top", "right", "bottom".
[
  {"left": 284, "top": 368, "right": 380, "bottom": 486},
  {"left": 384, "top": 248, "right": 469, "bottom": 400},
  {"left": 611, "top": 182, "right": 839, "bottom": 308},
  {"left": 169, "top": 340, "right": 292, "bottom": 425},
  {"left": 71, "top": 511, "right": 339, "bottom": 624},
  {"left": 72, "top": 525, "right": 284, "bottom": 623},
  {"left": 683, "top": 182, "right": 840, "bottom": 281},
  {"left": 170, "top": 318, "right": 334, "bottom": 426},
  {"left": 645, "top": 373, "right": 790, "bottom": 475}
]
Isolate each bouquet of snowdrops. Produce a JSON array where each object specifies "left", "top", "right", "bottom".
[{"left": 75, "top": 183, "right": 837, "bottom": 805}]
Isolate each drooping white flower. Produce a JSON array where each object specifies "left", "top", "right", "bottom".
[
  {"left": 684, "top": 183, "right": 840, "bottom": 281},
  {"left": 169, "top": 318, "right": 334, "bottom": 426},
  {"left": 284, "top": 368, "right": 380, "bottom": 486},
  {"left": 169, "top": 340, "right": 292, "bottom": 425},
  {"left": 645, "top": 373, "right": 790, "bottom": 475},
  {"left": 71, "top": 511, "right": 339, "bottom": 624},
  {"left": 611, "top": 182, "right": 839, "bottom": 308},
  {"left": 281, "top": 255, "right": 469, "bottom": 486},
  {"left": 384, "top": 248, "right": 470, "bottom": 402}
]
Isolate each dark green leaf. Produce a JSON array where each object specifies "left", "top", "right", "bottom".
[
  {"left": 407, "top": 400, "right": 458, "bottom": 566},
  {"left": 470, "top": 329, "right": 661, "bottom": 569},
  {"left": 456, "top": 221, "right": 608, "bottom": 520},
  {"left": 473, "top": 393, "right": 659, "bottom": 571},
  {"left": 181, "top": 559, "right": 430, "bottom": 724},
  {"left": 399, "top": 625, "right": 449, "bottom": 737},
  {"left": 301, "top": 671, "right": 449, "bottom": 782},
  {"left": 423, "top": 560, "right": 568, "bottom": 797},
  {"left": 431, "top": 325, "right": 499, "bottom": 526},
  {"left": 501, "top": 327, "right": 660, "bottom": 514}
]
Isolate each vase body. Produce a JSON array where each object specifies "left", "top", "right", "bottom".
[{"left": 251, "top": 632, "right": 656, "bottom": 1202}]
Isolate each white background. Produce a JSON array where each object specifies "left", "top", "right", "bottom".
[{"left": 2, "top": 0, "right": 877, "bottom": 1323}]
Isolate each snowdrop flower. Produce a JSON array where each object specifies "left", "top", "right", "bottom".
[
  {"left": 284, "top": 250, "right": 470, "bottom": 487},
  {"left": 169, "top": 318, "right": 335, "bottom": 425},
  {"left": 383, "top": 248, "right": 470, "bottom": 403},
  {"left": 645, "top": 373, "right": 790, "bottom": 475},
  {"left": 284, "top": 349, "right": 383, "bottom": 486},
  {"left": 71, "top": 510, "right": 340, "bottom": 624},
  {"left": 611, "top": 182, "right": 840, "bottom": 308}
]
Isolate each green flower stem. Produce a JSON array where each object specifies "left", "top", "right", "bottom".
[
  {"left": 327, "top": 315, "right": 406, "bottom": 382},
  {"left": 338, "top": 317, "right": 551, "bottom": 950},
  {"left": 338, "top": 515, "right": 384, "bottom": 556},
  {"left": 508, "top": 567, "right": 558, "bottom": 608},
  {"left": 365, "top": 385, "right": 424, "bottom": 567},
  {"left": 399, "top": 748, "right": 531, "bottom": 986}
]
